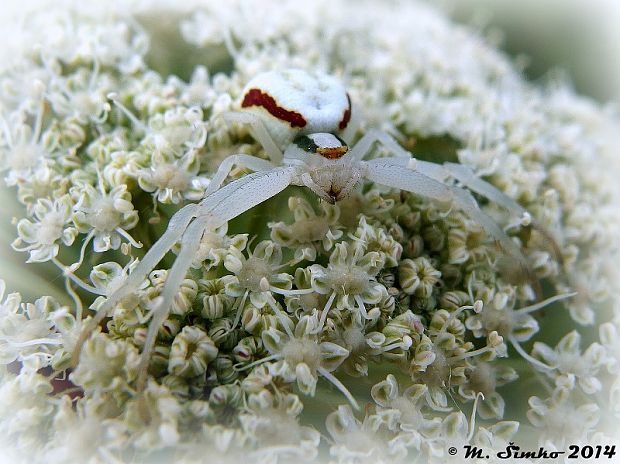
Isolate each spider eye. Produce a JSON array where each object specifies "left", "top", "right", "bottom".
[{"left": 294, "top": 133, "right": 348, "bottom": 159}]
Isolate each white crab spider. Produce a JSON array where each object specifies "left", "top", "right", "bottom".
[{"left": 73, "top": 68, "right": 548, "bottom": 392}]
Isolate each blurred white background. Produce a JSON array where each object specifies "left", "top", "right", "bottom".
[{"left": 433, "top": 0, "right": 620, "bottom": 103}]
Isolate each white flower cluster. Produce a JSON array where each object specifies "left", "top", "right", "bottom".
[{"left": 1, "top": 0, "right": 619, "bottom": 462}]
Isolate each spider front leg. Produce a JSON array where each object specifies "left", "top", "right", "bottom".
[
  {"left": 134, "top": 167, "right": 297, "bottom": 390},
  {"left": 418, "top": 161, "right": 532, "bottom": 226},
  {"left": 351, "top": 130, "right": 561, "bottom": 265},
  {"left": 362, "top": 158, "right": 539, "bottom": 292},
  {"left": 350, "top": 129, "right": 531, "bottom": 224},
  {"left": 412, "top": 160, "right": 563, "bottom": 264},
  {"left": 205, "top": 154, "right": 276, "bottom": 195},
  {"left": 222, "top": 111, "right": 284, "bottom": 164},
  {"left": 348, "top": 128, "right": 408, "bottom": 162},
  {"left": 434, "top": 162, "right": 563, "bottom": 262}
]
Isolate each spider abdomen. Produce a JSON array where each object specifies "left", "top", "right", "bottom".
[{"left": 239, "top": 69, "right": 351, "bottom": 149}]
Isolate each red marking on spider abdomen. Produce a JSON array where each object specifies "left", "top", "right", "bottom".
[
  {"left": 241, "top": 88, "right": 307, "bottom": 128},
  {"left": 338, "top": 93, "right": 351, "bottom": 130}
]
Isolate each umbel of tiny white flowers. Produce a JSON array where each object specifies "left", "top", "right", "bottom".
[
  {"left": 1, "top": 1, "right": 617, "bottom": 461},
  {"left": 71, "top": 68, "right": 561, "bottom": 396}
]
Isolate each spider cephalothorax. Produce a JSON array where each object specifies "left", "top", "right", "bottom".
[{"left": 73, "top": 68, "right": 554, "bottom": 395}]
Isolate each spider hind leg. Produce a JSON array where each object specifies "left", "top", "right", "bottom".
[
  {"left": 441, "top": 161, "right": 563, "bottom": 266},
  {"left": 136, "top": 214, "right": 211, "bottom": 391},
  {"left": 71, "top": 202, "right": 200, "bottom": 367}
]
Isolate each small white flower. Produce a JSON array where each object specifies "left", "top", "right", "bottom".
[
  {"left": 191, "top": 224, "right": 248, "bottom": 270},
  {"left": 326, "top": 405, "right": 403, "bottom": 463},
  {"left": 459, "top": 361, "right": 518, "bottom": 419},
  {"left": 351, "top": 215, "right": 403, "bottom": 267},
  {"left": 599, "top": 320, "right": 620, "bottom": 373},
  {"left": 0, "top": 294, "right": 66, "bottom": 370},
  {"left": 171, "top": 65, "right": 218, "bottom": 108},
  {"left": 138, "top": 149, "right": 209, "bottom": 204},
  {"left": 0, "top": 106, "right": 58, "bottom": 186},
  {"left": 527, "top": 387, "right": 600, "bottom": 445},
  {"left": 168, "top": 326, "right": 218, "bottom": 378},
  {"left": 46, "top": 395, "right": 124, "bottom": 463},
  {"left": 12, "top": 195, "right": 77, "bottom": 262},
  {"left": 240, "top": 390, "right": 320, "bottom": 461},
  {"left": 371, "top": 374, "right": 439, "bottom": 435},
  {"left": 221, "top": 240, "right": 295, "bottom": 308},
  {"left": 269, "top": 195, "right": 343, "bottom": 257},
  {"left": 262, "top": 314, "right": 349, "bottom": 398},
  {"left": 532, "top": 330, "right": 606, "bottom": 394},
  {"left": 48, "top": 67, "right": 113, "bottom": 124},
  {"left": 124, "top": 381, "right": 183, "bottom": 451},
  {"left": 398, "top": 257, "right": 441, "bottom": 299},
  {"left": 15, "top": 164, "right": 69, "bottom": 214},
  {"left": 142, "top": 269, "right": 198, "bottom": 318},
  {"left": 70, "top": 333, "right": 139, "bottom": 393},
  {"left": 0, "top": 371, "right": 54, "bottom": 452},
  {"left": 310, "top": 241, "right": 387, "bottom": 327},
  {"left": 143, "top": 106, "right": 207, "bottom": 154},
  {"left": 72, "top": 182, "right": 140, "bottom": 253}
]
